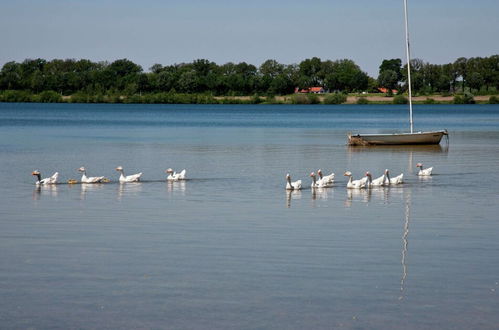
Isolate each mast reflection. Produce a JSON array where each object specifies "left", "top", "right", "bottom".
[{"left": 399, "top": 189, "right": 411, "bottom": 299}]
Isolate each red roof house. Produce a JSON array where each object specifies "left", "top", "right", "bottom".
[
  {"left": 294, "top": 86, "right": 327, "bottom": 94},
  {"left": 378, "top": 87, "right": 398, "bottom": 94}
]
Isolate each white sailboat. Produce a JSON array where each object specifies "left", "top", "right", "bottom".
[{"left": 348, "top": 0, "right": 448, "bottom": 146}]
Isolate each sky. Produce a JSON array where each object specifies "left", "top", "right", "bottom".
[{"left": 1, "top": 0, "right": 498, "bottom": 77}]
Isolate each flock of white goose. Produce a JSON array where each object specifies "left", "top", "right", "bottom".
[
  {"left": 32, "top": 163, "right": 433, "bottom": 189},
  {"left": 31, "top": 166, "right": 186, "bottom": 185},
  {"left": 285, "top": 163, "right": 433, "bottom": 191}
]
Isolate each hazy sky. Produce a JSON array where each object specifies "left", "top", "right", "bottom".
[{"left": 1, "top": 0, "right": 498, "bottom": 77}]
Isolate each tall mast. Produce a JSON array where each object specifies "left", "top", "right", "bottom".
[{"left": 404, "top": 0, "right": 414, "bottom": 133}]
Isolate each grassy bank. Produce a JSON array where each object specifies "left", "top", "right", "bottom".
[{"left": 1, "top": 90, "right": 498, "bottom": 105}]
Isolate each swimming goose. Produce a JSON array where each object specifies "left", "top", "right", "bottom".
[
  {"left": 344, "top": 171, "right": 367, "bottom": 189},
  {"left": 317, "top": 169, "right": 335, "bottom": 184},
  {"left": 32, "top": 170, "right": 58, "bottom": 185},
  {"left": 286, "top": 173, "right": 302, "bottom": 190},
  {"left": 416, "top": 163, "right": 433, "bottom": 176},
  {"left": 365, "top": 171, "right": 387, "bottom": 187},
  {"left": 165, "top": 168, "right": 186, "bottom": 181},
  {"left": 310, "top": 172, "right": 325, "bottom": 188},
  {"left": 312, "top": 171, "right": 333, "bottom": 188},
  {"left": 78, "top": 167, "right": 107, "bottom": 183},
  {"left": 385, "top": 169, "right": 404, "bottom": 184},
  {"left": 115, "top": 166, "right": 142, "bottom": 182}
]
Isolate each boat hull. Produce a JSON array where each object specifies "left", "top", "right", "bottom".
[{"left": 348, "top": 130, "right": 448, "bottom": 146}]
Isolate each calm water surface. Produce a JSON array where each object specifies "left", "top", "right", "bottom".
[{"left": 1, "top": 103, "right": 498, "bottom": 329}]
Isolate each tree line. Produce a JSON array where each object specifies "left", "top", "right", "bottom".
[
  {"left": 0, "top": 55, "right": 498, "bottom": 101},
  {"left": 378, "top": 56, "right": 499, "bottom": 95},
  {"left": 0, "top": 57, "right": 370, "bottom": 96}
]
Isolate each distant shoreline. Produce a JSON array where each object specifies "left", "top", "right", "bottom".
[
  {"left": 0, "top": 91, "right": 497, "bottom": 105},
  {"left": 227, "top": 94, "right": 494, "bottom": 104},
  {"left": 346, "top": 95, "right": 493, "bottom": 104},
  {"left": 2, "top": 56, "right": 498, "bottom": 105}
]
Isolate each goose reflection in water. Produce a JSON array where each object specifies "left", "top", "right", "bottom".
[
  {"left": 417, "top": 174, "right": 433, "bottom": 183},
  {"left": 344, "top": 185, "right": 402, "bottom": 207},
  {"left": 80, "top": 183, "right": 105, "bottom": 200},
  {"left": 32, "top": 184, "right": 58, "bottom": 200},
  {"left": 311, "top": 187, "right": 331, "bottom": 201},
  {"left": 285, "top": 189, "right": 302, "bottom": 208},
  {"left": 166, "top": 180, "right": 186, "bottom": 195},
  {"left": 371, "top": 186, "right": 390, "bottom": 204},
  {"left": 344, "top": 188, "right": 372, "bottom": 207},
  {"left": 310, "top": 187, "right": 333, "bottom": 208},
  {"left": 117, "top": 182, "right": 143, "bottom": 200}
]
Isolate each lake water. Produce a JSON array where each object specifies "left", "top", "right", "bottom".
[{"left": 1, "top": 103, "right": 498, "bottom": 329}]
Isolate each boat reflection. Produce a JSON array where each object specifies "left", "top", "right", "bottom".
[
  {"left": 347, "top": 143, "right": 448, "bottom": 154},
  {"left": 285, "top": 189, "right": 302, "bottom": 208},
  {"left": 32, "top": 184, "right": 58, "bottom": 200}
]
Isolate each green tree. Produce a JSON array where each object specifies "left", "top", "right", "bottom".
[
  {"left": 30, "top": 70, "right": 45, "bottom": 93},
  {"left": 378, "top": 70, "right": 398, "bottom": 90},
  {"left": 258, "top": 59, "right": 285, "bottom": 93},
  {"left": 298, "top": 57, "right": 322, "bottom": 87},
  {"left": 259, "top": 59, "right": 284, "bottom": 78},
  {"left": 108, "top": 58, "right": 142, "bottom": 77},
  {"left": 334, "top": 59, "right": 368, "bottom": 92},
  {"left": 150, "top": 64, "right": 163, "bottom": 74},
  {"left": 454, "top": 57, "right": 468, "bottom": 92},
  {"left": 0, "top": 62, "right": 22, "bottom": 90},
  {"left": 401, "top": 58, "right": 425, "bottom": 93},
  {"left": 481, "top": 55, "right": 499, "bottom": 91},
  {"left": 379, "top": 59, "right": 402, "bottom": 81},
  {"left": 467, "top": 72, "right": 484, "bottom": 91},
  {"left": 178, "top": 70, "right": 199, "bottom": 93},
  {"left": 442, "top": 63, "right": 458, "bottom": 93}
]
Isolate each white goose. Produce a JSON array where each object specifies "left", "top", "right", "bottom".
[
  {"left": 416, "top": 163, "right": 433, "bottom": 176},
  {"left": 317, "top": 169, "right": 335, "bottom": 184},
  {"left": 310, "top": 172, "right": 325, "bottom": 188},
  {"left": 32, "top": 170, "right": 58, "bottom": 185},
  {"left": 165, "top": 168, "right": 186, "bottom": 181},
  {"left": 286, "top": 173, "right": 302, "bottom": 190},
  {"left": 312, "top": 171, "right": 333, "bottom": 188},
  {"left": 385, "top": 169, "right": 404, "bottom": 184},
  {"left": 365, "top": 171, "right": 387, "bottom": 187},
  {"left": 78, "top": 167, "right": 107, "bottom": 183},
  {"left": 116, "top": 166, "right": 142, "bottom": 182},
  {"left": 344, "top": 171, "right": 367, "bottom": 189}
]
